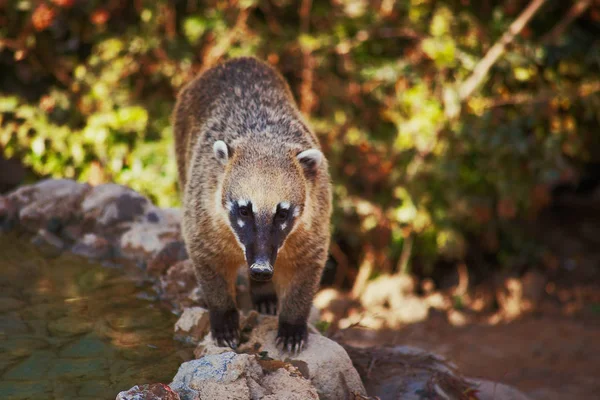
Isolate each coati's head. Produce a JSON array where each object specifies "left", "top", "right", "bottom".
[{"left": 213, "top": 139, "right": 323, "bottom": 281}]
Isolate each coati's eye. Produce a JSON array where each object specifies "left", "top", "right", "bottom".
[
  {"left": 239, "top": 206, "right": 250, "bottom": 218},
  {"left": 275, "top": 208, "right": 289, "bottom": 221}
]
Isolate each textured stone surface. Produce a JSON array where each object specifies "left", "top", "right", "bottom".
[
  {"left": 174, "top": 307, "right": 211, "bottom": 345},
  {"left": 472, "top": 379, "right": 532, "bottom": 400},
  {"left": 116, "top": 383, "right": 181, "bottom": 400},
  {"left": 147, "top": 240, "right": 188, "bottom": 277},
  {"left": 81, "top": 183, "right": 150, "bottom": 229},
  {"left": 196, "top": 315, "right": 366, "bottom": 400},
  {"left": 170, "top": 351, "right": 318, "bottom": 400},
  {"left": 7, "top": 179, "right": 90, "bottom": 233},
  {"left": 344, "top": 344, "right": 533, "bottom": 400},
  {"left": 0, "top": 195, "right": 18, "bottom": 231},
  {"left": 119, "top": 222, "right": 181, "bottom": 260},
  {"left": 160, "top": 260, "right": 203, "bottom": 309},
  {"left": 71, "top": 233, "right": 113, "bottom": 259},
  {"left": 31, "top": 229, "right": 65, "bottom": 258},
  {"left": 170, "top": 352, "right": 259, "bottom": 400}
]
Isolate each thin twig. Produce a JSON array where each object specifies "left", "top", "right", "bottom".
[
  {"left": 459, "top": 0, "right": 548, "bottom": 101},
  {"left": 482, "top": 80, "right": 600, "bottom": 108},
  {"left": 541, "top": 0, "right": 592, "bottom": 44},
  {"left": 202, "top": 6, "right": 252, "bottom": 68}
]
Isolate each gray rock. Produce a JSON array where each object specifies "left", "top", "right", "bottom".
[
  {"left": 170, "top": 352, "right": 260, "bottom": 400},
  {"left": 147, "top": 240, "right": 188, "bottom": 277},
  {"left": 174, "top": 307, "right": 211, "bottom": 345},
  {"left": 470, "top": 379, "right": 532, "bottom": 400},
  {"left": 8, "top": 179, "right": 90, "bottom": 233},
  {"left": 31, "top": 229, "right": 65, "bottom": 258},
  {"left": 0, "top": 195, "right": 18, "bottom": 231},
  {"left": 343, "top": 344, "right": 532, "bottom": 400},
  {"left": 116, "top": 384, "right": 181, "bottom": 400},
  {"left": 196, "top": 315, "right": 367, "bottom": 400},
  {"left": 159, "top": 260, "right": 203, "bottom": 309},
  {"left": 170, "top": 351, "right": 318, "bottom": 400},
  {"left": 71, "top": 233, "right": 113, "bottom": 259},
  {"left": 119, "top": 222, "right": 181, "bottom": 260},
  {"left": 144, "top": 207, "right": 182, "bottom": 226},
  {"left": 80, "top": 183, "right": 151, "bottom": 233}
]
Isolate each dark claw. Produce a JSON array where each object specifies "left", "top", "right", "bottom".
[
  {"left": 209, "top": 308, "right": 240, "bottom": 349},
  {"left": 276, "top": 320, "right": 308, "bottom": 354}
]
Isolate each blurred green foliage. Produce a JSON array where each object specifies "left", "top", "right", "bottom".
[{"left": 1, "top": 0, "right": 600, "bottom": 282}]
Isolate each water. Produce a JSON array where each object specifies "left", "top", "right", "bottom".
[{"left": 0, "top": 232, "right": 194, "bottom": 400}]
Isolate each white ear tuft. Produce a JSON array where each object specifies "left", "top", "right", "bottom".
[
  {"left": 213, "top": 140, "right": 229, "bottom": 165},
  {"left": 297, "top": 149, "right": 323, "bottom": 178}
]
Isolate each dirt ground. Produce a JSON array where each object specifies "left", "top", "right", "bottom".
[{"left": 338, "top": 296, "right": 600, "bottom": 400}]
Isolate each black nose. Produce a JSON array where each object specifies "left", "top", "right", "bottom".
[{"left": 249, "top": 264, "right": 273, "bottom": 281}]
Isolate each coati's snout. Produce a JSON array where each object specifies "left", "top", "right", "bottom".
[{"left": 226, "top": 198, "right": 293, "bottom": 281}]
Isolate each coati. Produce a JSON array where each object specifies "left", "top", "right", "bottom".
[{"left": 173, "top": 57, "right": 332, "bottom": 352}]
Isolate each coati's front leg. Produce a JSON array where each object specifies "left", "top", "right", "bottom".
[
  {"left": 274, "top": 262, "right": 323, "bottom": 352},
  {"left": 195, "top": 262, "right": 239, "bottom": 348},
  {"left": 250, "top": 279, "right": 278, "bottom": 315}
]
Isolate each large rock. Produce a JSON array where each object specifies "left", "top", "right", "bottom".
[
  {"left": 119, "top": 222, "right": 181, "bottom": 260},
  {"left": 147, "top": 240, "right": 188, "bottom": 277},
  {"left": 0, "top": 195, "right": 18, "bottom": 231},
  {"left": 80, "top": 183, "right": 151, "bottom": 232},
  {"left": 174, "top": 307, "right": 211, "bottom": 345},
  {"left": 159, "top": 260, "right": 204, "bottom": 310},
  {"left": 7, "top": 179, "right": 90, "bottom": 232},
  {"left": 196, "top": 314, "right": 367, "bottom": 400},
  {"left": 343, "top": 344, "right": 531, "bottom": 400},
  {"left": 471, "top": 379, "right": 531, "bottom": 400},
  {"left": 116, "top": 383, "right": 180, "bottom": 400},
  {"left": 71, "top": 233, "right": 113, "bottom": 259},
  {"left": 170, "top": 351, "right": 318, "bottom": 400}
]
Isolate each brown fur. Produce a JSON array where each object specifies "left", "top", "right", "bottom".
[{"left": 173, "top": 57, "right": 332, "bottom": 349}]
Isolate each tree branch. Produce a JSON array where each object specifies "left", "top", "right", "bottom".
[
  {"left": 458, "top": 0, "right": 548, "bottom": 101},
  {"left": 482, "top": 80, "right": 600, "bottom": 108},
  {"left": 541, "top": 0, "right": 592, "bottom": 45}
]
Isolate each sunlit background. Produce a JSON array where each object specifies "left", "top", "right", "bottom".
[
  {"left": 2, "top": 0, "right": 600, "bottom": 397},
  {"left": 2, "top": 0, "right": 600, "bottom": 301}
]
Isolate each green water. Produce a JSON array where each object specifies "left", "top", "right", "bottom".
[{"left": 0, "top": 232, "right": 193, "bottom": 400}]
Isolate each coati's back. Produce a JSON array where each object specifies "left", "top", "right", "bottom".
[{"left": 173, "top": 57, "right": 318, "bottom": 190}]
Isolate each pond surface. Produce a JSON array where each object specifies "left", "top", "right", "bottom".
[{"left": 0, "top": 232, "right": 194, "bottom": 400}]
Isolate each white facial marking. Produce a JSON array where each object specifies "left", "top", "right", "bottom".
[
  {"left": 225, "top": 201, "right": 234, "bottom": 211},
  {"left": 293, "top": 208, "right": 300, "bottom": 217},
  {"left": 280, "top": 201, "right": 290, "bottom": 210},
  {"left": 237, "top": 219, "right": 245, "bottom": 228},
  {"left": 281, "top": 222, "right": 287, "bottom": 230},
  {"left": 238, "top": 199, "right": 249, "bottom": 207}
]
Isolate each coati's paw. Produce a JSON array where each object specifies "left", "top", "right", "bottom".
[
  {"left": 276, "top": 320, "right": 308, "bottom": 354},
  {"left": 252, "top": 292, "right": 278, "bottom": 315},
  {"left": 209, "top": 308, "right": 240, "bottom": 349}
]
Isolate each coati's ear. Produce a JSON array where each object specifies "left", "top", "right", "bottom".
[
  {"left": 213, "top": 140, "right": 230, "bottom": 165},
  {"left": 296, "top": 149, "right": 323, "bottom": 178}
]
